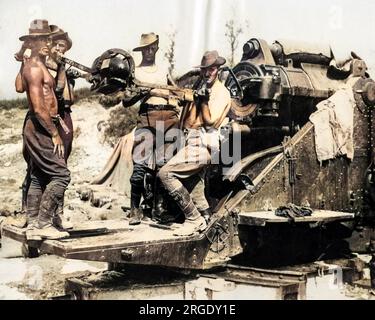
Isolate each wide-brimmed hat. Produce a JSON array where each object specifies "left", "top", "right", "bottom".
[
  {"left": 133, "top": 33, "right": 159, "bottom": 51},
  {"left": 49, "top": 25, "right": 72, "bottom": 50},
  {"left": 195, "top": 50, "right": 226, "bottom": 68},
  {"left": 19, "top": 19, "right": 52, "bottom": 41}
]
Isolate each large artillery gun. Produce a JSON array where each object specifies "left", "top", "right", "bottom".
[
  {"left": 3, "top": 38, "right": 375, "bottom": 270},
  {"left": 219, "top": 38, "right": 375, "bottom": 264}
]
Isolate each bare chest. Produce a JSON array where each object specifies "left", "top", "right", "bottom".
[{"left": 42, "top": 69, "right": 56, "bottom": 96}]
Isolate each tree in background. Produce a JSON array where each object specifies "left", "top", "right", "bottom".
[
  {"left": 225, "top": 18, "right": 243, "bottom": 67},
  {"left": 164, "top": 30, "right": 177, "bottom": 77}
]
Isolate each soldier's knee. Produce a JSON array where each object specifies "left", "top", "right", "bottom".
[
  {"left": 131, "top": 164, "right": 148, "bottom": 185},
  {"left": 130, "top": 172, "right": 144, "bottom": 187}
]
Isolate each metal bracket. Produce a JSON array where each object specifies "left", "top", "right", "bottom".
[
  {"left": 285, "top": 149, "right": 297, "bottom": 185},
  {"left": 206, "top": 222, "right": 230, "bottom": 253}
]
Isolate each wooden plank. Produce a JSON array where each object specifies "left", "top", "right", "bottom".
[
  {"left": 44, "top": 226, "right": 178, "bottom": 252},
  {"left": 2, "top": 218, "right": 199, "bottom": 256},
  {"left": 1, "top": 224, "right": 26, "bottom": 242},
  {"left": 1, "top": 219, "right": 167, "bottom": 244},
  {"left": 67, "top": 219, "right": 131, "bottom": 231},
  {"left": 2, "top": 219, "right": 142, "bottom": 243},
  {"left": 238, "top": 210, "right": 354, "bottom": 226}
]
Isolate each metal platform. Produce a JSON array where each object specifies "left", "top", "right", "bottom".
[
  {"left": 3, "top": 219, "right": 203, "bottom": 263},
  {"left": 1, "top": 213, "right": 243, "bottom": 270},
  {"left": 2, "top": 208, "right": 355, "bottom": 270}
]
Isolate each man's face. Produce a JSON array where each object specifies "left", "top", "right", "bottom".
[
  {"left": 52, "top": 39, "right": 69, "bottom": 55},
  {"left": 50, "top": 39, "right": 68, "bottom": 62},
  {"left": 201, "top": 65, "right": 219, "bottom": 85},
  {"left": 141, "top": 43, "right": 158, "bottom": 64},
  {"left": 36, "top": 38, "right": 51, "bottom": 57}
]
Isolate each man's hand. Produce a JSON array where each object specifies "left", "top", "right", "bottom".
[
  {"left": 66, "top": 68, "right": 82, "bottom": 80},
  {"left": 194, "top": 85, "right": 210, "bottom": 104},
  {"left": 122, "top": 88, "right": 134, "bottom": 99},
  {"left": 52, "top": 133, "right": 65, "bottom": 159}
]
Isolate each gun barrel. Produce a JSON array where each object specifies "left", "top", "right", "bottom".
[
  {"left": 132, "top": 79, "right": 195, "bottom": 102},
  {"left": 59, "top": 56, "right": 93, "bottom": 74}
]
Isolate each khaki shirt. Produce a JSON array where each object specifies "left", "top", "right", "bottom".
[
  {"left": 182, "top": 79, "right": 231, "bottom": 130},
  {"left": 181, "top": 79, "right": 231, "bottom": 152},
  {"left": 135, "top": 65, "right": 177, "bottom": 107}
]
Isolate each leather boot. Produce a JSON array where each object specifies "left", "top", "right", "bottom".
[
  {"left": 152, "top": 191, "right": 168, "bottom": 221},
  {"left": 26, "top": 224, "right": 69, "bottom": 240},
  {"left": 129, "top": 207, "right": 143, "bottom": 225},
  {"left": 37, "top": 186, "right": 62, "bottom": 228},
  {"left": 53, "top": 199, "right": 73, "bottom": 230},
  {"left": 169, "top": 186, "right": 207, "bottom": 236},
  {"left": 173, "top": 216, "right": 207, "bottom": 236},
  {"left": 170, "top": 186, "right": 200, "bottom": 218},
  {"left": 25, "top": 192, "right": 41, "bottom": 229}
]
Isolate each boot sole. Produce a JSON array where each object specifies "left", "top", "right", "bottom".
[
  {"left": 38, "top": 232, "right": 70, "bottom": 240},
  {"left": 26, "top": 230, "right": 69, "bottom": 240}
]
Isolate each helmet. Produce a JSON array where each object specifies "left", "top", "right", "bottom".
[{"left": 90, "top": 48, "right": 135, "bottom": 94}]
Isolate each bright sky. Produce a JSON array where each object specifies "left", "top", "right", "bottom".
[{"left": 0, "top": 0, "right": 374, "bottom": 99}]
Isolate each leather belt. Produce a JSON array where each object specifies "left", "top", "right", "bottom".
[{"left": 140, "top": 104, "right": 176, "bottom": 112}]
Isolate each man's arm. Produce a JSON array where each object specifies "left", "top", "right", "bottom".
[
  {"left": 202, "top": 84, "right": 232, "bottom": 129},
  {"left": 200, "top": 101, "right": 214, "bottom": 127},
  {"left": 195, "top": 88, "right": 215, "bottom": 127},
  {"left": 15, "top": 71, "right": 25, "bottom": 93},
  {"left": 15, "top": 63, "right": 26, "bottom": 93}
]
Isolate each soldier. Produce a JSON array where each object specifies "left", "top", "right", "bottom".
[
  {"left": 15, "top": 25, "right": 76, "bottom": 230},
  {"left": 48, "top": 25, "right": 76, "bottom": 162},
  {"left": 19, "top": 20, "right": 71, "bottom": 239},
  {"left": 122, "top": 33, "right": 180, "bottom": 225},
  {"left": 47, "top": 26, "right": 78, "bottom": 229},
  {"left": 158, "top": 50, "right": 232, "bottom": 236}
]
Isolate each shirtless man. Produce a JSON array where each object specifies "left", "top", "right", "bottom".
[
  {"left": 16, "top": 24, "right": 76, "bottom": 230},
  {"left": 19, "top": 20, "right": 70, "bottom": 239}
]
